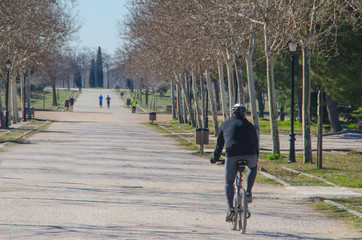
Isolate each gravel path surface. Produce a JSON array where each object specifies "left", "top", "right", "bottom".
[{"left": 0, "top": 89, "right": 360, "bottom": 239}]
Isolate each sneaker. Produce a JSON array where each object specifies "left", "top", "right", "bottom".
[
  {"left": 225, "top": 209, "right": 235, "bottom": 222},
  {"left": 247, "top": 192, "right": 253, "bottom": 203}
]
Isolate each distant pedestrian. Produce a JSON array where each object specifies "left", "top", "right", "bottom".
[
  {"left": 106, "top": 95, "right": 111, "bottom": 109},
  {"left": 69, "top": 96, "right": 75, "bottom": 111},
  {"left": 99, "top": 94, "right": 103, "bottom": 108},
  {"left": 131, "top": 98, "right": 137, "bottom": 113}
]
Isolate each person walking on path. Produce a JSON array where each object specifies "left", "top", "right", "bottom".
[
  {"left": 210, "top": 103, "right": 259, "bottom": 222},
  {"left": 106, "top": 95, "right": 111, "bottom": 109},
  {"left": 131, "top": 97, "right": 137, "bottom": 113},
  {"left": 99, "top": 94, "right": 103, "bottom": 108},
  {"left": 69, "top": 96, "right": 75, "bottom": 111}
]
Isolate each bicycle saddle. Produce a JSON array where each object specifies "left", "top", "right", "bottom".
[{"left": 236, "top": 160, "right": 247, "bottom": 172}]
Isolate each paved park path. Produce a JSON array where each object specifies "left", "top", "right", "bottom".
[{"left": 0, "top": 89, "right": 360, "bottom": 239}]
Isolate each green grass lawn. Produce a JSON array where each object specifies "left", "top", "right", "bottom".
[
  {"left": 311, "top": 197, "right": 362, "bottom": 229},
  {"left": 30, "top": 89, "right": 77, "bottom": 110},
  {"left": 2, "top": 88, "right": 77, "bottom": 111},
  {"left": 257, "top": 151, "right": 362, "bottom": 188}
]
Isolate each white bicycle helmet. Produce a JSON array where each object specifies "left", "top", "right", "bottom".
[{"left": 232, "top": 103, "right": 246, "bottom": 115}]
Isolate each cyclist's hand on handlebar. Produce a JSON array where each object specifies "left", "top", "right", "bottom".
[{"left": 210, "top": 156, "right": 218, "bottom": 164}]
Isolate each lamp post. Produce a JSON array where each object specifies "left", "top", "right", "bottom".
[
  {"left": 288, "top": 42, "right": 297, "bottom": 163},
  {"left": 5, "top": 59, "right": 11, "bottom": 128}
]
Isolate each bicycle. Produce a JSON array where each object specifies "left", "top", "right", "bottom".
[
  {"left": 230, "top": 159, "right": 250, "bottom": 234},
  {"left": 216, "top": 159, "right": 250, "bottom": 234}
]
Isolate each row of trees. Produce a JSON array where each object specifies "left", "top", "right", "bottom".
[
  {"left": 0, "top": 0, "right": 78, "bottom": 126},
  {"left": 39, "top": 46, "right": 117, "bottom": 94},
  {"left": 118, "top": 0, "right": 361, "bottom": 163}
]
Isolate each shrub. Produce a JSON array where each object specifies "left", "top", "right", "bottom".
[{"left": 267, "top": 153, "right": 280, "bottom": 160}]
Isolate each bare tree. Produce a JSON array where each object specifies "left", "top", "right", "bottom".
[
  {"left": 0, "top": 0, "right": 79, "bottom": 126},
  {"left": 285, "top": 0, "right": 357, "bottom": 163}
]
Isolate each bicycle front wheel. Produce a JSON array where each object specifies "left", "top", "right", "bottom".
[{"left": 240, "top": 188, "right": 248, "bottom": 234}]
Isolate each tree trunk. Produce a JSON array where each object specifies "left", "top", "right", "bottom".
[
  {"left": 200, "top": 72, "right": 206, "bottom": 128},
  {"left": 213, "top": 76, "right": 221, "bottom": 111},
  {"left": 298, "top": 93, "right": 302, "bottom": 123},
  {"left": 183, "top": 74, "right": 190, "bottom": 124},
  {"left": 302, "top": 44, "right": 313, "bottom": 163},
  {"left": 206, "top": 69, "right": 219, "bottom": 136},
  {"left": 191, "top": 70, "right": 202, "bottom": 128},
  {"left": 27, "top": 72, "right": 32, "bottom": 119},
  {"left": 226, "top": 58, "right": 235, "bottom": 117},
  {"left": 235, "top": 56, "right": 244, "bottom": 104},
  {"left": 317, "top": 88, "right": 323, "bottom": 169},
  {"left": 21, "top": 72, "right": 26, "bottom": 121},
  {"left": 82, "top": 71, "right": 86, "bottom": 88},
  {"left": 179, "top": 73, "right": 196, "bottom": 127},
  {"left": 280, "top": 106, "right": 285, "bottom": 121},
  {"left": 183, "top": 97, "right": 188, "bottom": 124},
  {"left": 220, "top": 49, "right": 235, "bottom": 117},
  {"left": 257, "top": 91, "right": 264, "bottom": 118},
  {"left": 264, "top": 23, "right": 280, "bottom": 154},
  {"left": 171, "top": 82, "right": 177, "bottom": 119},
  {"left": 176, "top": 82, "right": 184, "bottom": 123},
  {"left": 152, "top": 87, "right": 156, "bottom": 111},
  {"left": 0, "top": 83, "right": 4, "bottom": 127},
  {"left": 145, "top": 89, "right": 149, "bottom": 107},
  {"left": 245, "top": 53, "right": 260, "bottom": 137},
  {"left": 10, "top": 78, "right": 14, "bottom": 125},
  {"left": 51, "top": 77, "right": 57, "bottom": 106},
  {"left": 217, "top": 58, "right": 228, "bottom": 120},
  {"left": 11, "top": 76, "right": 20, "bottom": 124},
  {"left": 325, "top": 93, "right": 342, "bottom": 132}
]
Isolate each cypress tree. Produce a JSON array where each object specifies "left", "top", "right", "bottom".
[
  {"left": 96, "top": 46, "right": 104, "bottom": 88},
  {"left": 89, "top": 59, "right": 96, "bottom": 88}
]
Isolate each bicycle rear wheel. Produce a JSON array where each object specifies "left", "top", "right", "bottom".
[
  {"left": 240, "top": 188, "right": 248, "bottom": 234},
  {"left": 230, "top": 192, "right": 239, "bottom": 230}
]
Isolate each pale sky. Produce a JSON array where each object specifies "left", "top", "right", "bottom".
[{"left": 72, "top": 0, "right": 130, "bottom": 55}]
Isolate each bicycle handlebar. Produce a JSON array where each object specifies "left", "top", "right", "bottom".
[{"left": 214, "top": 159, "right": 225, "bottom": 165}]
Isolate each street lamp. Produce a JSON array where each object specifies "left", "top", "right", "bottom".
[
  {"left": 288, "top": 42, "right": 297, "bottom": 163},
  {"left": 5, "top": 59, "right": 11, "bottom": 128}
]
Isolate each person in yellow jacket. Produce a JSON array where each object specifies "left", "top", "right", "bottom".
[{"left": 131, "top": 98, "right": 137, "bottom": 113}]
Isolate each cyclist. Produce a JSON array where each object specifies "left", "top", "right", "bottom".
[
  {"left": 131, "top": 98, "right": 137, "bottom": 113},
  {"left": 210, "top": 103, "right": 259, "bottom": 222}
]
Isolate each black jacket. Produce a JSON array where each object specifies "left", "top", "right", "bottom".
[{"left": 213, "top": 116, "right": 259, "bottom": 160}]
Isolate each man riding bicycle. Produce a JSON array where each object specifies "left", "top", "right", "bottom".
[{"left": 210, "top": 103, "right": 259, "bottom": 222}]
